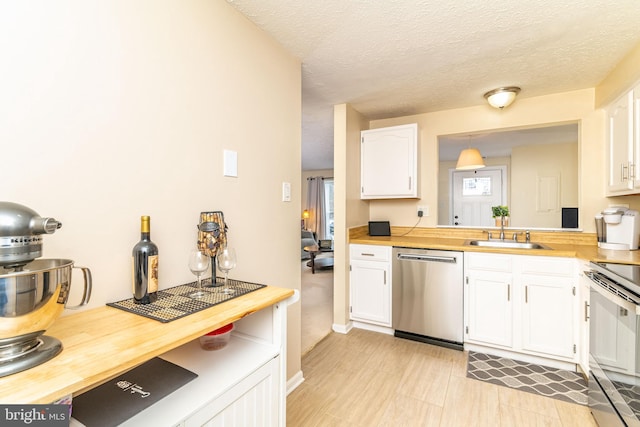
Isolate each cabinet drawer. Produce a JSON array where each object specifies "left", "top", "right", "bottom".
[
  {"left": 465, "top": 252, "right": 512, "bottom": 272},
  {"left": 520, "top": 256, "right": 575, "bottom": 277},
  {"left": 350, "top": 244, "right": 391, "bottom": 262}
]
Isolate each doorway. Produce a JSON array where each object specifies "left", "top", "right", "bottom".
[
  {"left": 301, "top": 172, "right": 334, "bottom": 355},
  {"left": 450, "top": 166, "right": 507, "bottom": 227}
]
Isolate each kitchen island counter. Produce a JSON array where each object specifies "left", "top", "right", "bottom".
[{"left": 0, "top": 285, "right": 294, "bottom": 405}]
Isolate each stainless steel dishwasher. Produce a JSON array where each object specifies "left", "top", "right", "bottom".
[{"left": 392, "top": 247, "right": 463, "bottom": 350}]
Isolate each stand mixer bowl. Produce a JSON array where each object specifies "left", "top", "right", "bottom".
[
  {"left": 0, "top": 259, "right": 92, "bottom": 339},
  {"left": 0, "top": 202, "right": 92, "bottom": 376},
  {"left": 0, "top": 259, "right": 92, "bottom": 376}
]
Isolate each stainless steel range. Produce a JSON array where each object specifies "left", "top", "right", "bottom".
[{"left": 586, "top": 261, "right": 640, "bottom": 426}]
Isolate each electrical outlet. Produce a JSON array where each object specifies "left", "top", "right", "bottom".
[{"left": 417, "top": 206, "right": 426, "bottom": 217}]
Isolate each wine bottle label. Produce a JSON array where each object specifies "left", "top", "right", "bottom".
[
  {"left": 131, "top": 255, "right": 159, "bottom": 297},
  {"left": 148, "top": 254, "right": 159, "bottom": 293}
]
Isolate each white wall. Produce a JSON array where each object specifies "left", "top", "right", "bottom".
[
  {"left": 511, "top": 142, "right": 578, "bottom": 228},
  {"left": 334, "top": 104, "right": 369, "bottom": 327},
  {"left": 0, "top": 1, "right": 302, "bottom": 379}
]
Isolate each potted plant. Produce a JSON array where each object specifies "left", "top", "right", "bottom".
[{"left": 492, "top": 205, "right": 509, "bottom": 227}]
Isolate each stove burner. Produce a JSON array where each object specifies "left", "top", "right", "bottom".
[{"left": 0, "top": 336, "right": 62, "bottom": 377}]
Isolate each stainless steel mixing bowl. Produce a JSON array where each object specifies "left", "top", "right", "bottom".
[{"left": 0, "top": 258, "right": 91, "bottom": 343}]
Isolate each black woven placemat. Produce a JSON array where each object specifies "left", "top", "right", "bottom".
[{"left": 107, "top": 278, "right": 266, "bottom": 323}]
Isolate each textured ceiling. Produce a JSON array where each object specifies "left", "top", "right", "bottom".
[{"left": 227, "top": 0, "right": 640, "bottom": 170}]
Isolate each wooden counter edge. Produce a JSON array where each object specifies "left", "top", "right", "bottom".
[{"left": 0, "top": 285, "right": 294, "bottom": 404}]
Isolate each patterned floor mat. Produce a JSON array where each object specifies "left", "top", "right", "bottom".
[{"left": 467, "top": 352, "right": 587, "bottom": 405}]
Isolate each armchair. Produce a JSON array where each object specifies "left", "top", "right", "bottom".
[{"left": 301, "top": 230, "right": 317, "bottom": 260}]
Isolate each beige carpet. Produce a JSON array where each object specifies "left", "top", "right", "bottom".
[{"left": 301, "top": 258, "right": 333, "bottom": 355}]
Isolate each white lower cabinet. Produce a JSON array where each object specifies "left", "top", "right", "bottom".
[
  {"left": 520, "top": 273, "right": 575, "bottom": 358},
  {"left": 465, "top": 252, "right": 578, "bottom": 364},
  {"left": 115, "top": 300, "right": 292, "bottom": 427},
  {"left": 466, "top": 269, "right": 513, "bottom": 348},
  {"left": 349, "top": 244, "right": 392, "bottom": 327},
  {"left": 181, "top": 356, "right": 279, "bottom": 427}
]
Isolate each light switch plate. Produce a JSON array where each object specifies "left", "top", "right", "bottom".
[
  {"left": 223, "top": 150, "right": 238, "bottom": 177},
  {"left": 282, "top": 182, "right": 291, "bottom": 202}
]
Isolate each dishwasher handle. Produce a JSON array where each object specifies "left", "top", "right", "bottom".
[{"left": 396, "top": 253, "right": 457, "bottom": 263}]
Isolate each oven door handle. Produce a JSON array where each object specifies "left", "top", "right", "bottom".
[{"left": 589, "top": 277, "right": 640, "bottom": 315}]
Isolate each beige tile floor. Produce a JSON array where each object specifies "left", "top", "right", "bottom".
[
  {"left": 301, "top": 259, "right": 333, "bottom": 355},
  {"left": 287, "top": 329, "right": 598, "bottom": 427}
]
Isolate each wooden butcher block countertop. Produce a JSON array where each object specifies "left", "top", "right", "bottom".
[
  {"left": 349, "top": 226, "right": 640, "bottom": 265},
  {"left": 0, "top": 285, "right": 294, "bottom": 404}
]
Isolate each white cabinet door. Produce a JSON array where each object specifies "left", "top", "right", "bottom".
[
  {"left": 520, "top": 274, "right": 575, "bottom": 359},
  {"left": 578, "top": 267, "right": 591, "bottom": 374},
  {"left": 466, "top": 270, "right": 513, "bottom": 348},
  {"left": 360, "top": 123, "right": 418, "bottom": 199},
  {"left": 633, "top": 84, "right": 640, "bottom": 190},
  {"left": 607, "top": 90, "right": 634, "bottom": 193},
  {"left": 184, "top": 357, "right": 279, "bottom": 427},
  {"left": 350, "top": 259, "right": 391, "bottom": 326}
]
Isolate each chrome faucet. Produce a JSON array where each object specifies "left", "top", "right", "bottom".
[{"left": 499, "top": 217, "right": 505, "bottom": 241}]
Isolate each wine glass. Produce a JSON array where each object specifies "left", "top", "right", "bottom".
[
  {"left": 188, "top": 249, "right": 210, "bottom": 298},
  {"left": 217, "top": 247, "right": 237, "bottom": 295}
]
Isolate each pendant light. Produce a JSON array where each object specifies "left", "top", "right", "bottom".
[
  {"left": 456, "top": 148, "right": 486, "bottom": 170},
  {"left": 484, "top": 87, "right": 521, "bottom": 109}
]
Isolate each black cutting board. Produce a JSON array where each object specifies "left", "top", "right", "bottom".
[{"left": 71, "top": 357, "right": 197, "bottom": 427}]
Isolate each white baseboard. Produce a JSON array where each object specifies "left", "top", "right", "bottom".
[
  {"left": 352, "top": 321, "right": 394, "bottom": 336},
  {"left": 286, "top": 370, "right": 304, "bottom": 395},
  {"left": 332, "top": 322, "right": 352, "bottom": 334}
]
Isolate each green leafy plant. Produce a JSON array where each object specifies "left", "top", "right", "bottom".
[{"left": 491, "top": 205, "right": 509, "bottom": 218}]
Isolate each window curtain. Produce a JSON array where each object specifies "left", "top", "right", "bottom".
[{"left": 306, "top": 176, "right": 327, "bottom": 240}]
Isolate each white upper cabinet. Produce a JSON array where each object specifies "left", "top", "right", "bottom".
[
  {"left": 633, "top": 84, "right": 640, "bottom": 189},
  {"left": 607, "top": 84, "right": 640, "bottom": 195},
  {"left": 360, "top": 123, "right": 418, "bottom": 199}
]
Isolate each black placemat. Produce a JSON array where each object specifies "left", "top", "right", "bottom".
[
  {"left": 71, "top": 357, "right": 197, "bottom": 427},
  {"left": 107, "top": 278, "right": 266, "bottom": 323}
]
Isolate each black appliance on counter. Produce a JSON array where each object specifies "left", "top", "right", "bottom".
[{"left": 586, "top": 261, "right": 640, "bottom": 426}]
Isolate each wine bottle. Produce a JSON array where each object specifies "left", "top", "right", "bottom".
[{"left": 132, "top": 215, "right": 158, "bottom": 304}]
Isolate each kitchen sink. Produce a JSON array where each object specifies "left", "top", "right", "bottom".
[{"left": 464, "top": 240, "right": 550, "bottom": 250}]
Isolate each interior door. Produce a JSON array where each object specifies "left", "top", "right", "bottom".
[{"left": 451, "top": 167, "right": 506, "bottom": 227}]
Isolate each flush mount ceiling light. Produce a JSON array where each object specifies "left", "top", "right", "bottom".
[
  {"left": 484, "top": 87, "right": 521, "bottom": 109},
  {"left": 456, "top": 148, "right": 486, "bottom": 170}
]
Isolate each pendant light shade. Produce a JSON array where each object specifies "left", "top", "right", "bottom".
[
  {"left": 456, "top": 148, "right": 486, "bottom": 170},
  {"left": 484, "top": 87, "right": 521, "bottom": 109}
]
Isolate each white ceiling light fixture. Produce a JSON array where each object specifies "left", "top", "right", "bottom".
[
  {"left": 484, "top": 87, "right": 521, "bottom": 109},
  {"left": 456, "top": 148, "right": 486, "bottom": 170}
]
